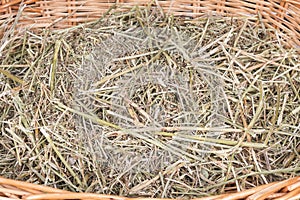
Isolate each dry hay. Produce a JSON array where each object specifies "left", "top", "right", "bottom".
[
  {"left": 0, "top": 7, "right": 299, "bottom": 198},
  {"left": 75, "top": 23, "right": 229, "bottom": 177}
]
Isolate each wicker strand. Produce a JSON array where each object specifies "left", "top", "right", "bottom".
[
  {"left": 0, "top": 0, "right": 299, "bottom": 47},
  {"left": 0, "top": 176, "right": 300, "bottom": 200}
]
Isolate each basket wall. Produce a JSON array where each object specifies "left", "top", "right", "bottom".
[{"left": 0, "top": 0, "right": 299, "bottom": 47}]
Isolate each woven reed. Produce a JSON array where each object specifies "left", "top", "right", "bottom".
[
  {"left": 0, "top": 0, "right": 299, "bottom": 47},
  {"left": 0, "top": 176, "right": 300, "bottom": 200}
]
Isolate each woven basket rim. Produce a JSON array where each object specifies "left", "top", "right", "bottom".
[
  {"left": 1, "top": 176, "right": 300, "bottom": 200},
  {"left": 0, "top": 0, "right": 299, "bottom": 48}
]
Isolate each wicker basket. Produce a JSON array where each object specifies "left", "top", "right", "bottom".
[
  {"left": 0, "top": 0, "right": 300, "bottom": 199},
  {"left": 1, "top": 176, "right": 300, "bottom": 200},
  {"left": 0, "top": 0, "right": 299, "bottom": 47}
]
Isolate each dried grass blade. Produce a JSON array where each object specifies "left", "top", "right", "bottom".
[
  {"left": 0, "top": 68, "right": 24, "bottom": 84},
  {"left": 40, "top": 128, "right": 82, "bottom": 186},
  {"left": 50, "top": 40, "right": 61, "bottom": 96}
]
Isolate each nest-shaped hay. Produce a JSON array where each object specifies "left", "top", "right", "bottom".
[
  {"left": 75, "top": 25, "right": 230, "bottom": 176},
  {"left": 0, "top": 7, "right": 299, "bottom": 198}
]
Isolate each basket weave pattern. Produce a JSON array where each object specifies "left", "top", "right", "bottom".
[
  {"left": 0, "top": 0, "right": 299, "bottom": 47},
  {"left": 1, "top": 176, "right": 300, "bottom": 200}
]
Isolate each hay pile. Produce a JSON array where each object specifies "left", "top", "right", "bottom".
[{"left": 0, "top": 7, "right": 299, "bottom": 198}]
